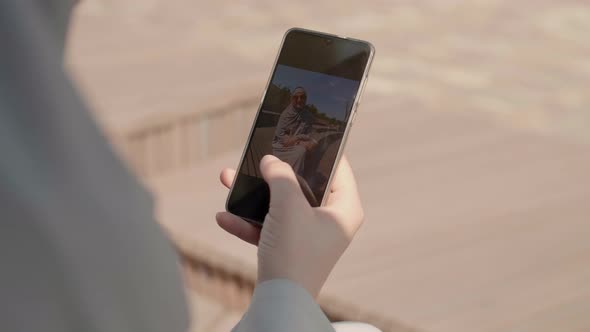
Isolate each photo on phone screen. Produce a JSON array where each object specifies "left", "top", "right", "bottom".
[{"left": 227, "top": 28, "right": 373, "bottom": 223}]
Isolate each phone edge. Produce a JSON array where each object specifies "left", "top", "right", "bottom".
[{"left": 318, "top": 37, "right": 375, "bottom": 207}]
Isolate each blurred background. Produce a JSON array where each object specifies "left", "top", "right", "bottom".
[{"left": 66, "top": 1, "right": 590, "bottom": 331}]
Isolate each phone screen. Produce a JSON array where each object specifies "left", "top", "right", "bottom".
[{"left": 227, "top": 28, "right": 373, "bottom": 223}]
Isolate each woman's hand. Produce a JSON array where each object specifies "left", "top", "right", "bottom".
[{"left": 216, "top": 155, "right": 365, "bottom": 298}]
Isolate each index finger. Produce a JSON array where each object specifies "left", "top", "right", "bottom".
[{"left": 329, "top": 156, "right": 356, "bottom": 192}]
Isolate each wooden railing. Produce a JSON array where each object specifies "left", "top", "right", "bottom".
[
  {"left": 109, "top": 97, "right": 259, "bottom": 178},
  {"left": 175, "top": 241, "right": 407, "bottom": 332}
]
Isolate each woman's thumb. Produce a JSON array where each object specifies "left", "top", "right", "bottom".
[{"left": 259, "top": 155, "right": 305, "bottom": 204}]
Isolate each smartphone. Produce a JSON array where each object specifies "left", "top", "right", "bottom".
[{"left": 226, "top": 28, "right": 374, "bottom": 224}]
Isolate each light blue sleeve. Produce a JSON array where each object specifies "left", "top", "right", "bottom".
[{"left": 233, "top": 279, "right": 335, "bottom": 332}]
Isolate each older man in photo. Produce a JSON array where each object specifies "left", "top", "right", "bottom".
[{"left": 272, "top": 87, "right": 318, "bottom": 175}]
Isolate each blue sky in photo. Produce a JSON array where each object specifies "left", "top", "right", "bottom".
[{"left": 271, "top": 64, "right": 360, "bottom": 121}]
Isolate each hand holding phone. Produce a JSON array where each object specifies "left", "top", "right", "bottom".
[{"left": 216, "top": 154, "right": 365, "bottom": 298}]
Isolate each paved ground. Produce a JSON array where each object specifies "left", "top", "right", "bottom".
[{"left": 66, "top": 1, "right": 590, "bottom": 331}]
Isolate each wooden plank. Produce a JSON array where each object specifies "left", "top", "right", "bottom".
[{"left": 149, "top": 96, "right": 590, "bottom": 331}]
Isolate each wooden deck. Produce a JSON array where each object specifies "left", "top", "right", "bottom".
[
  {"left": 149, "top": 94, "right": 590, "bottom": 332},
  {"left": 68, "top": 1, "right": 590, "bottom": 330}
]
